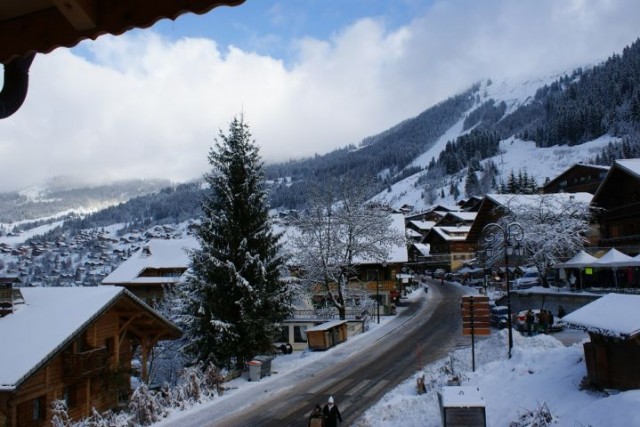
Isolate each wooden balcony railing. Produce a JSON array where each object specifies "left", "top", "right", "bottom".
[
  {"left": 63, "top": 347, "right": 109, "bottom": 379},
  {"left": 311, "top": 280, "right": 399, "bottom": 293}
]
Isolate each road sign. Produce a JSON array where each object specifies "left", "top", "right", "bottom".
[
  {"left": 461, "top": 295, "right": 491, "bottom": 337},
  {"left": 461, "top": 295, "right": 491, "bottom": 372}
]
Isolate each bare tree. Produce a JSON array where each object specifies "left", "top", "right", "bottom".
[
  {"left": 290, "top": 177, "right": 405, "bottom": 319},
  {"left": 484, "top": 193, "right": 596, "bottom": 283}
]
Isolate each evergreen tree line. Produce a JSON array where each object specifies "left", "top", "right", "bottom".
[
  {"left": 427, "top": 129, "right": 502, "bottom": 176},
  {"left": 497, "top": 169, "right": 538, "bottom": 194},
  {"left": 501, "top": 38, "right": 640, "bottom": 147},
  {"left": 266, "top": 38, "right": 640, "bottom": 211},
  {"left": 265, "top": 84, "right": 480, "bottom": 209},
  {"left": 591, "top": 132, "right": 640, "bottom": 165},
  {"left": 462, "top": 98, "right": 507, "bottom": 132}
]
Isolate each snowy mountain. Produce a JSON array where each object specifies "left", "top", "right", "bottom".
[{"left": 267, "top": 37, "right": 640, "bottom": 211}]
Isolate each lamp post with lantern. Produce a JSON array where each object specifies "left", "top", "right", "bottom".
[
  {"left": 482, "top": 221, "right": 524, "bottom": 359},
  {"left": 476, "top": 249, "right": 488, "bottom": 294}
]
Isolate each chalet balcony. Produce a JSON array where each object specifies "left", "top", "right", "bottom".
[{"left": 63, "top": 347, "right": 109, "bottom": 379}]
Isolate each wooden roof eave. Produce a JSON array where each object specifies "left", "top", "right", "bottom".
[
  {"left": 118, "top": 290, "right": 182, "bottom": 340},
  {"left": 0, "top": 0, "right": 247, "bottom": 64}
]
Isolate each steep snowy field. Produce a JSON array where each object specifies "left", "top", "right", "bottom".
[{"left": 375, "top": 131, "right": 616, "bottom": 211}]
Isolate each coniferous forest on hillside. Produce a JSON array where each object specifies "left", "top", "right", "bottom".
[{"left": 7, "top": 38, "right": 640, "bottom": 237}]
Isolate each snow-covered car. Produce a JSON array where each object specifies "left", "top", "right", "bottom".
[
  {"left": 513, "top": 268, "right": 541, "bottom": 289},
  {"left": 490, "top": 305, "right": 509, "bottom": 329}
]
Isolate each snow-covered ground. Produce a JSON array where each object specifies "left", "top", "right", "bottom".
[{"left": 152, "top": 284, "right": 640, "bottom": 427}]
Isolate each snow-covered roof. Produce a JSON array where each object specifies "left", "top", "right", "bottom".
[
  {"left": 615, "top": 159, "right": 640, "bottom": 178},
  {"left": 408, "top": 220, "right": 436, "bottom": 230},
  {"left": 562, "top": 293, "right": 640, "bottom": 339},
  {"left": 445, "top": 212, "right": 477, "bottom": 222},
  {"left": 0, "top": 287, "right": 124, "bottom": 390},
  {"left": 487, "top": 192, "right": 593, "bottom": 211},
  {"left": 439, "top": 386, "right": 485, "bottom": 408},
  {"left": 306, "top": 319, "right": 348, "bottom": 332},
  {"left": 351, "top": 213, "right": 408, "bottom": 265},
  {"left": 431, "top": 226, "right": 470, "bottom": 241},
  {"left": 406, "top": 228, "right": 422, "bottom": 238},
  {"left": 102, "top": 237, "right": 198, "bottom": 284},
  {"left": 412, "top": 243, "right": 430, "bottom": 257}
]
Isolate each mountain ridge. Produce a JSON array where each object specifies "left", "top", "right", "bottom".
[{"left": 4, "top": 38, "right": 640, "bottom": 230}]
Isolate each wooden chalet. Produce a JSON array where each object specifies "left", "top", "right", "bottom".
[
  {"left": 422, "top": 225, "right": 474, "bottom": 272},
  {"left": 457, "top": 196, "right": 483, "bottom": 212},
  {"left": 591, "top": 159, "right": 640, "bottom": 251},
  {"left": 102, "top": 238, "right": 198, "bottom": 304},
  {"left": 563, "top": 293, "right": 640, "bottom": 390},
  {"left": 436, "top": 211, "right": 477, "bottom": 227},
  {"left": 540, "top": 163, "right": 609, "bottom": 195},
  {"left": 0, "top": 286, "right": 180, "bottom": 427},
  {"left": 408, "top": 243, "right": 431, "bottom": 264},
  {"left": 405, "top": 220, "right": 436, "bottom": 242}
]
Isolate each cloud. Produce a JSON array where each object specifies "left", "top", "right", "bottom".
[{"left": 1, "top": 0, "right": 639, "bottom": 192}]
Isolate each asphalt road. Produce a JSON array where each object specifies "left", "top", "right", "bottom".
[{"left": 166, "top": 281, "right": 468, "bottom": 427}]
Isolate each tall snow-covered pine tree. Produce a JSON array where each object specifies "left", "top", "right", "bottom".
[{"left": 183, "top": 115, "right": 292, "bottom": 370}]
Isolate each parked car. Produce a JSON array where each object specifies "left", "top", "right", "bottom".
[
  {"left": 513, "top": 268, "right": 541, "bottom": 289},
  {"left": 444, "top": 272, "right": 461, "bottom": 282},
  {"left": 490, "top": 305, "right": 510, "bottom": 329},
  {"left": 434, "top": 268, "right": 446, "bottom": 279}
]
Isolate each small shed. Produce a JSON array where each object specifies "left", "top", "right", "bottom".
[
  {"left": 274, "top": 319, "right": 324, "bottom": 352},
  {"left": 306, "top": 320, "right": 348, "bottom": 351},
  {"left": 562, "top": 293, "right": 640, "bottom": 390},
  {"left": 438, "top": 386, "right": 486, "bottom": 427}
]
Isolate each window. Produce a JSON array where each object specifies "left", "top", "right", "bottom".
[
  {"left": 64, "top": 384, "right": 78, "bottom": 408},
  {"left": 33, "top": 396, "right": 45, "bottom": 421},
  {"left": 294, "top": 326, "right": 308, "bottom": 343},
  {"left": 76, "top": 331, "right": 89, "bottom": 353},
  {"left": 276, "top": 326, "right": 289, "bottom": 343}
]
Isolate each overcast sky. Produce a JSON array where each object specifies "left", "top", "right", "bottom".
[{"left": 2, "top": 0, "right": 640, "bottom": 192}]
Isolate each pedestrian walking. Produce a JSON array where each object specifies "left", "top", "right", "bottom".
[
  {"left": 308, "top": 404, "right": 324, "bottom": 427},
  {"left": 525, "top": 309, "right": 535, "bottom": 336},
  {"left": 323, "top": 396, "right": 342, "bottom": 427}
]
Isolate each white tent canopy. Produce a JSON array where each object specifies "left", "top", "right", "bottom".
[
  {"left": 593, "top": 248, "right": 640, "bottom": 267},
  {"left": 555, "top": 250, "right": 599, "bottom": 268}
]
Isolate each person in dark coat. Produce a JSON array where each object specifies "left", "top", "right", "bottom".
[
  {"left": 323, "top": 395, "right": 342, "bottom": 427},
  {"left": 525, "top": 309, "right": 535, "bottom": 336},
  {"left": 308, "top": 404, "right": 324, "bottom": 427}
]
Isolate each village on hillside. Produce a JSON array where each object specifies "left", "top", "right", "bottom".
[{"left": 1, "top": 159, "right": 640, "bottom": 426}]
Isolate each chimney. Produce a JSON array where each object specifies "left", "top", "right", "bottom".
[
  {"left": 141, "top": 245, "right": 152, "bottom": 257},
  {"left": 0, "top": 276, "right": 24, "bottom": 317}
]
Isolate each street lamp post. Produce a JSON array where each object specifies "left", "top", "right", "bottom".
[
  {"left": 482, "top": 222, "right": 524, "bottom": 359},
  {"left": 476, "top": 249, "right": 487, "bottom": 294},
  {"left": 376, "top": 269, "right": 380, "bottom": 324}
]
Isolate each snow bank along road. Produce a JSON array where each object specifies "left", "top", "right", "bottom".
[{"left": 165, "top": 281, "right": 468, "bottom": 427}]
